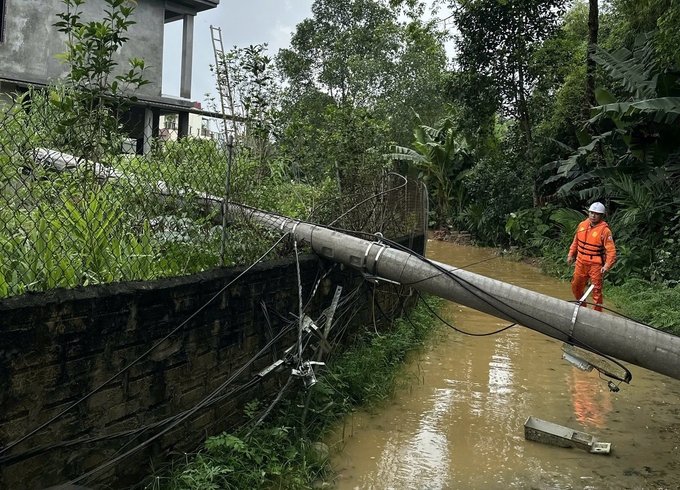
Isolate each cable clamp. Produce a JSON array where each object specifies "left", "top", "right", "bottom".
[
  {"left": 569, "top": 284, "right": 594, "bottom": 339},
  {"left": 362, "top": 241, "right": 378, "bottom": 273},
  {"left": 373, "top": 245, "right": 387, "bottom": 274},
  {"left": 256, "top": 359, "right": 285, "bottom": 379},
  {"left": 363, "top": 234, "right": 389, "bottom": 275},
  {"left": 291, "top": 220, "right": 301, "bottom": 240},
  {"left": 292, "top": 361, "right": 325, "bottom": 390}
]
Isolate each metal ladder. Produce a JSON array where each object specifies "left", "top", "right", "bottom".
[
  {"left": 210, "top": 25, "right": 237, "bottom": 267},
  {"left": 209, "top": 25, "right": 237, "bottom": 138}
]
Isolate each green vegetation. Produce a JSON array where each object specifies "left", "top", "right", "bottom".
[
  {"left": 1, "top": 0, "right": 447, "bottom": 299},
  {"left": 358, "top": 0, "right": 680, "bottom": 296},
  {"left": 4, "top": 0, "right": 680, "bottom": 484},
  {"left": 1, "top": 0, "right": 676, "bottom": 324},
  {"left": 607, "top": 279, "right": 680, "bottom": 335},
  {"left": 3, "top": 0, "right": 678, "bottom": 299},
  {"left": 0, "top": 86, "right": 319, "bottom": 296},
  {"left": 389, "top": 112, "right": 473, "bottom": 227},
  {"left": 146, "top": 297, "right": 444, "bottom": 490}
]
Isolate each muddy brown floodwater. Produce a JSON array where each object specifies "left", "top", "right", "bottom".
[{"left": 329, "top": 240, "right": 680, "bottom": 490}]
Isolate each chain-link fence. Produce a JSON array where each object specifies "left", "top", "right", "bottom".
[{"left": 0, "top": 90, "right": 426, "bottom": 300}]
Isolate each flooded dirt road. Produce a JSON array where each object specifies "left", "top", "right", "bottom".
[{"left": 330, "top": 240, "right": 680, "bottom": 490}]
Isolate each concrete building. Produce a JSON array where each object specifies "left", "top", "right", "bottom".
[{"left": 0, "top": 0, "right": 220, "bottom": 153}]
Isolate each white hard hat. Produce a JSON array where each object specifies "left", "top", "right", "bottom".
[{"left": 588, "top": 202, "right": 606, "bottom": 214}]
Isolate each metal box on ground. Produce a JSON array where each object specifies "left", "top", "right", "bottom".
[{"left": 524, "top": 416, "right": 611, "bottom": 454}]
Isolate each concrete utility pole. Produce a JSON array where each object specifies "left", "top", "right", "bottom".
[{"left": 232, "top": 204, "right": 680, "bottom": 382}]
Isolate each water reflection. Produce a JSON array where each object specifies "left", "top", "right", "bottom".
[
  {"left": 567, "top": 368, "right": 613, "bottom": 429},
  {"left": 374, "top": 388, "right": 452, "bottom": 489},
  {"left": 331, "top": 241, "right": 680, "bottom": 490}
]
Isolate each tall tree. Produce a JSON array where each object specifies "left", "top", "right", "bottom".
[
  {"left": 277, "top": 0, "right": 400, "bottom": 104},
  {"left": 451, "top": 0, "right": 566, "bottom": 146},
  {"left": 586, "top": 0, "right": 599, "bottom": 109},
  {"left": 449, "top": 0, "right": 567, "bottom": 204},
  {"left": 277, "top": 0, "right": 448, "bottom": 145}
]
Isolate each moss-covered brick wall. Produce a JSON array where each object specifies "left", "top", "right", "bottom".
[{"left": 0, "top": 234, "right": 424, "bottom": 489}]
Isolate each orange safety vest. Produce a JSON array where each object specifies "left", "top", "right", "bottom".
[{"left": 570, "top": 219, "right": 615, "bottom": 267}]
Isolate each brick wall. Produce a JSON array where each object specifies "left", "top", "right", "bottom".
[{"left": 0, "top": 234, "right": 424, "bottom": 489}]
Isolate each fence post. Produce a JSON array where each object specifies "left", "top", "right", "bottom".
[{"left": 220, "top": 134, "right": 234, "bottom": 266}]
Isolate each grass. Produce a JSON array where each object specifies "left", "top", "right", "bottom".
[{"left": 607, "top": 279, "right": 680, "bottom": 335}]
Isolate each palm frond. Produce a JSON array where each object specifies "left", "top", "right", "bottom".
[
  {"left": 385, "top": 145, "right": 426, "bottom": 163},
  {"left": 557, "top": 173, "right": 593, "bottom": 196},
  {"left": 591, "top": 97, "right": 680, "bottom": 125},
  {"left": 419, "top": 125, "right": 443, "bottom": 142},
  {"left": 550, "top": 208, "right": 585, "bottom": 234},
  {"left": 528, "top": 235, "right": 562, "bottom": 249},
  {"left": 549, "top": 138, "right": 577, "bottom": 155},
  {"left": 591, "top": 44, "right": 657, "bottom": 100}
]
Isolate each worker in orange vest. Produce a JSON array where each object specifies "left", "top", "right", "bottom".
[{"left": 567, "top": 202, "right": 617, "bottom": 312}]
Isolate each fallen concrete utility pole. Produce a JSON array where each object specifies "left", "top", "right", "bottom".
[
  {"left": 231, "top": 203, "right": 680, "bottom": 382},
  {"left": 30, "top": 151, "right": 678, "bottom": 380}
]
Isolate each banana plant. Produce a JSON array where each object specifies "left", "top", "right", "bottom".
[
  {"left": 387, "top": 114, "right": 473, "bottom": 226},
  {"left": 547, "top": 32, "right": 680, "bottom": 201}
]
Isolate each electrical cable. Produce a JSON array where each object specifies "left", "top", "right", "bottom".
[
  {"left": 373, "top": 289, "right": 401, "bottom": 327},
  {"left": 246, "top": 375, "right": 295, "bottom": 436},
  {"left": 258, "top": 278, "right": 364, "bottom": 352},
  {"left": 374, "top": 245, "right": 632, "bottom": 384},
  {"left": 70, "top": 258, "right": 358, "bottom": 482},
  {"left": 260, "top": 301, "right": 279, "bottom": 362},
  {"left": 370, "top": 234, "right": 568, "bottom": 328},
  {"left": 329, "top": 229, "right": 634, "bottom": 384},
  {"left": 371, "top": 284, "right": 403, "bottom": 322},
  {"left": 0, "top": 375, "right": 264, "bottom": 466},
  {"left": 416, "top": 290, "right": 518, "bottom": 337},
  {"left": 294, "top": 239, "right": 305, "bottom": 369},
  {"left": 200, "top": 376, "right": 266, "bottom": 436},
  {"left": 371, "top": 283, "right": 515, "bottom": 338},
  {"left": 303, "top": 172, "right": 407, "bottom": 229},
  {"left": 0, "top": 233, "right": 290, "bottom": 457},
  {"left": 322, "top": 224, "right": 501, "bottom": 287},
  {"left": 79, "top": 269, "right": 360, "bottom": 484},
  {"left": 400, "top": 294, "right": 422, "bottom": 333},
  {"left": 67, "top": 318, "right": 296, "bottom": 486},
  {"left": 307, "top": 262, "right": 337, "bottom": 305},
  {"left": 110, "top": 374, "right": 265, "bottom": 462},
  {"left": 2, "top": 317, "right": 294, "bottom": 466},
  {"left": 329, "top": 281, "right": 366, "bottom": 346}
]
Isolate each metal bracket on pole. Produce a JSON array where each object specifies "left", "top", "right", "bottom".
[
  {"left": 569, "top": 284, "right": 595, "bottom": 339},
  {"left": 256, "top": 289, "right": 343, "bottom": 386},
  {"left": 323, "top": 287, "right": 342, "bottom": 341},
  {"left": 292, "top": 361, "right": 325, "bottom": 390},
  {"left": 374, "top": 245, "right": 388, "bottom": 273},
  {"left": 360, "top": 235, "right": 396, "bottom": 284},
  {"left": 291, "top": 221, "right": 301, "bottom": 240},
  {"left": 362, "top": 241, "right": 379, "bottom": 273}
]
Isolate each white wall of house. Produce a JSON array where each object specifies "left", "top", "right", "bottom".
[{"left": 160, "top": 113, "right": 217, "bottom": 140}]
